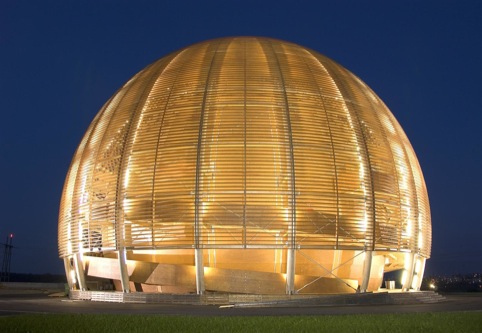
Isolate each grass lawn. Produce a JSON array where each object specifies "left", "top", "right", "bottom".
[{"left": 0, "top": 312, "right": 480, "bottom": 332}]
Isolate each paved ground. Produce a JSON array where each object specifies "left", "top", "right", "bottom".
[{"left": 0, "top": 289, "right": 481, "bottom": 317}]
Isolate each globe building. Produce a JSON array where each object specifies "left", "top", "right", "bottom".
[{"left": 58, "top": 37, "right": 431, "bottom": 296}]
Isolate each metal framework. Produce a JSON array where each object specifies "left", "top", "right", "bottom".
[
  {"left": 58, "top": 37, "right": 431, "bottom": 295},
  {"left": 0, "top": 234, "right": 14, "bottom": 282}
]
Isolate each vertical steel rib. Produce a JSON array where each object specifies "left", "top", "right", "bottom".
[
  {"left": 243, "top": 38, "right": 247, "bottom": 247},
  {"left": 114, "top": 63, "right": 166, "bottom": 248},
  {"left": 383, "top": 108, "right": 421, "bottom": 252},
  {"left": 299, "top": 49, "right": 341, "bottom": 248},
  {"left": 193, "top": 41, "right": 223, "bottom": 294},
  {"left": 150, "top": 49, "right": 190, "bottom": 247},
  {"left": 312, "top": 55, "right": 377, "bottom": 251},
  {"left": 113, "top": 62, "right": 169, "bottom": 292},
  {"left": 267, "top": 40, "right": 297, "bottom": 294},
  {"left": 194, "top": 41, "right": 222, "bottom": 249},
  {"left": 267, "top": 40, "right": 297, "bottom": 249},
  {"left": 358, "top": 90, "right": 406, "bottom": 250}
]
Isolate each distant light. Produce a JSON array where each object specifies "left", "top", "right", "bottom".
[
  {"left": 9, "top": 233, "right": 13, "bottom": 238},
  {"left": 429, "top": 283, "right": 436, "bottom": 289}
]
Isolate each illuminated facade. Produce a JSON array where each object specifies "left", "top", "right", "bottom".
[{"left": 59, "top": 37, "right": 431, "bottom": 295}]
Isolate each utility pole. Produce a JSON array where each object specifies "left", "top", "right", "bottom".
[{"left": 0, "top": 234, "right": 14, "bottom": 282}]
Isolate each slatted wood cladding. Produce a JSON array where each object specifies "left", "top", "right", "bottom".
[{"left": 58, "top": 37, "right": 430, "bottom": 260}]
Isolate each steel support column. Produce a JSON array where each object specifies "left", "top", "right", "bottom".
[
  {"left": 414, "top": 257, "right": 426, "bottom": 291},
  {"left": 73, "top": 253, "right": 86, "bottom": 291},
  {"left": 402, "top": 252, "right": 416, "bottom": 291},
  {"left": 195, "top": 248, "right": 205, "bottom": 294},
  {"left": 286, "top": 248, "right": 295, "bottom": 294},
  {"left": 407, "top": 253, "right": 418, "bottom": 290},
  {"left": 118, "top": 248, "right": 131, "bottom": 293},
  {"left": 360, "top": 250, "right": 372, "bottom": 292},
  {"left": 63, "top": 257, "right": 75, "bottom": 290}
]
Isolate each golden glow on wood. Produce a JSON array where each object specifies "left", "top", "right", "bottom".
[{"left": 59, "top": 37, "right": 431, "bottom": 293}]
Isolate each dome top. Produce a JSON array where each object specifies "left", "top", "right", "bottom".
[{"left": 59, "top": 37, "right": 431, "bottom": 259}]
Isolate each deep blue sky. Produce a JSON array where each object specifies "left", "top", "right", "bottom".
[{"left": 1, "top": 0, "right": 480, "bottom": 276}]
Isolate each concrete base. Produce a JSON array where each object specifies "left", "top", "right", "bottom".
[{"left": 68, "top": 290, "right": 446, "bottom": 306}]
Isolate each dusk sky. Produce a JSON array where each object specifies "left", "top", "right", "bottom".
[{"left": 1, "top": 0, "right": 480, "bottom": 276}]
